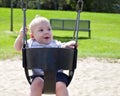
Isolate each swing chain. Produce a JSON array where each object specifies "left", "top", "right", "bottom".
[
  {"left": 21, "top": 0, "right": 28, "bottom": 48},
  {"left": 76, "top": 0, "right": 84, "bottom": 12},
  {"left": 21, "top": 0, "right": 28, "bottom": 10},
  {"left": 73, "top": 0, "right": 84, "bottom": 44}
]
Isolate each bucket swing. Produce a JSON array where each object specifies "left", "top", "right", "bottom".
[{"left": 21, "top": 0, "right": 83, "bottom": 94}]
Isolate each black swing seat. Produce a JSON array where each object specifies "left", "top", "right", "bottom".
[{"left": 22, "top": 48, "right": 77, "bottom": 94}]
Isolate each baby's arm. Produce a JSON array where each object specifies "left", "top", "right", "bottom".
[
  {"left": 14, "top": 27, "right": 28, "bottom": 51},
  {"left": 62, "top": 40, "right": 77, "bottom": 48}
]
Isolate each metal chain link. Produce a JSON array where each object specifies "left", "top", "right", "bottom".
[
  {"left": 73, "top": 0, "right": 84, "bottom": 44},
  {"left": 76, "top": 0, "right": 84, "bottom": 12},
  {"left": 21, "top": 0, "right": 28, "bottom": 48},
  {"left": 21, "top": 0, "right": 28, "bottom": 10}
]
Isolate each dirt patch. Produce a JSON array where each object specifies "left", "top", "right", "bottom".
[{"left": 0, "top": 57, "right": 120, "bottom": 96}]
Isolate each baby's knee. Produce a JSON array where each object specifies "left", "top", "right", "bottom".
[
  {"left": 31, "top": 77, "right": 44, "bottom": 88},
  {"left": 56, "top": 82, "right": 67, "bottom": 91},
  {"left": 30, "top": 77, "right": 44, "bottom": 95}
]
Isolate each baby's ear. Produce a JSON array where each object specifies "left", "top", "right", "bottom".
[{"left": 30, "top": 33, "right": 34, "bottom": 38}]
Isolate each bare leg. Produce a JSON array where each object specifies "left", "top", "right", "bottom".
[
  {"left": 30, "top": 77, "right": 44, "bottom": 96},
  {"left": 56, "top": 82, "right": 69, "bottom": 96}
]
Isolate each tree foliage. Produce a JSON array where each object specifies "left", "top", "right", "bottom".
[{"left": 0, "top": 0, "right": 120, "bottom": 13}]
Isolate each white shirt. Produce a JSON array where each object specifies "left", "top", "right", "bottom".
[{"left": 27, "top": 39, "right": 63, "bottom": 48}]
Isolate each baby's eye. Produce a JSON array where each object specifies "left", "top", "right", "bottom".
[
  {"left": 39, "top": 29, "right": 43, "bottom": 32},
  {"left": 48, "top": 28, "right": 51, "bottom": 31}
]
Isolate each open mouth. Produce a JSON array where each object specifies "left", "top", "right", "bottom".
[{"left": 44, "top": 37, "right": 49, "bottom": 39}]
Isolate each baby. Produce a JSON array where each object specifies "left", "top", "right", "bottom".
[{"left": 14, "top": 15, "right": 77, "bottom": 96}]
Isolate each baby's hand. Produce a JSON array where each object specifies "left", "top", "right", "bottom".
[
  {"left": 62, "top": 40, "right": 78, "bottom": 48},
  {"left": 19, "top": 27, "right": 28, "bottom": 36}
]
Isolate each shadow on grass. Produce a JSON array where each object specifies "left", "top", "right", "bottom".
[{"left": 54, "top": 36, "right": 89, "bottom": 42}]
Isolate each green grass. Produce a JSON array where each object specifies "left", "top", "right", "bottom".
[{"left": 0, "top": 8, "right": 120, "bottom": 59}]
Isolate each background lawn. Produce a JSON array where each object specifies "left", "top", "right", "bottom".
[{"left": 0, "top": 8, "right": 120, "bottom": 59}]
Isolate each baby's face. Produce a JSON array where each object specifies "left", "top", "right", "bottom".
[{"left": 31, "top": 21, "right": 53, "bottom": 44}]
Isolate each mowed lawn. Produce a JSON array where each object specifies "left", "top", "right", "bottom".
[{"left": 0, "top": 8, "right": 120, "bottom": 59}]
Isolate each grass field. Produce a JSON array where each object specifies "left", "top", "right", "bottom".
[{"left": 0, "top": 8, "right": 120, "bottom": 59}]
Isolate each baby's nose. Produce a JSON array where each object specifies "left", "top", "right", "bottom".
[{"left": 44, "top": 30, "right": 50, "bottom": 33}]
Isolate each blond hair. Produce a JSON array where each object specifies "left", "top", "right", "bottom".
[{"left": 29, "top": 15, "right": 50, "bottom": 32}]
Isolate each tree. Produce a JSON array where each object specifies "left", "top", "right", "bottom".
[
  {"left": 1, "top": 0, "right": 10, "bottom": 7},
  {"left": 0, "top": 0, "right": 120, "bottom": 13},
  {"left": 91, "top": 0, "right": 118, "bottom": 13}
]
